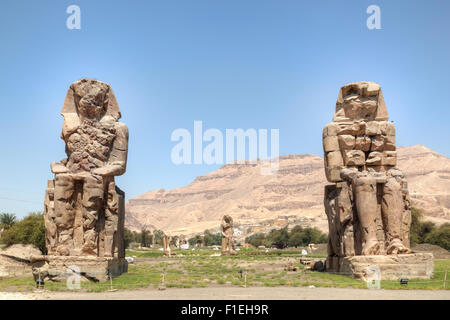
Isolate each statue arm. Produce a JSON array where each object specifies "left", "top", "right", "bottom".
[
  {"left": 340, "top": 168, "right": 358, "bottom": 182},
  {"left": 51, "top": 161, "right": 69, "bottom": 174},
  {"left": 92, "top": 122, "right": 129, "bottom": 177},
  {"left": 51, "top": 115, "right": 79, "bottom": 174}
]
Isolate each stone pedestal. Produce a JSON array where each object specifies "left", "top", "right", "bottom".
[
  {"left": 326, "top": 253, "right": 434, "bottom": 280},
  {"left": 30, "top": 255, "right": 128, "bottom": 282}
]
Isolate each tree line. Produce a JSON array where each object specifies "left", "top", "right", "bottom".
[
  {"left": 0, "top": 212, "right": 46, "bottom": 253},
  {"left": 1, "top": 207, "right": 449, "bottom": 253},
  {"left": 245, "top": 225, "right": 327, "bottom": 249},
  {"left": 188, "top": 230, "right": 222, "bottom": 247},
  {"left": 410, "top": 207, "right": 450, "bottom": 250}
]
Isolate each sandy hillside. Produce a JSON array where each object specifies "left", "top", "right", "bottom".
[{"left": 125, "top": 145, "right": 450, "bottom": 236}]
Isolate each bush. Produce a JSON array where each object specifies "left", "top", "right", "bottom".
[
  {"left": 203, "top": 230, "right": 221, "bottom": 246},
  {"left": 153, "top": 229, "right": 165, "bottom": 245},
  {"left": 188, "top": 234, "right": 202, "bottom": 246},
  {"left": 245, "top": 233, "right": 266, "bottom": 248},
  {"left": 270, "top": 227, "right": 289, "bottom": 249},
  {"left": 140, "top": 228, "right": 153, "bottom": 247},
  {"left": 410, "top": 207, "right": 436, "bottom": 246},
  {"left": 424, "top": 223, "right": 450, "bottom": 250},
  {"left": 0, "top": 212, "right": 46, "bottom": 254},
  {"left": 246, "top": 225, "right": 327, "bottom": 248},
  {"left": 123, "top": 228, "right": 137, "bottom": 249},
  {"left": 409, "top": 207, "right": 450, "bottom": 250}
]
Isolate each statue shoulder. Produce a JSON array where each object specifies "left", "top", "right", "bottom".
[
  {"left": 114, "top": 121, "right": 128, "bottom": 131},
  {"left": 114, "top": 122, "right": 129, "bottom": 139},
  {"left": 62, "top": 114, "right": 80, "bottom": 139}
]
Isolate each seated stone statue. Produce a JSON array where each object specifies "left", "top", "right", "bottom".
[
  {"left": 323, "top": 82, "right": 411, "bottom": 260},
  {"left": 44, "top": 78, "right": 128, "bottom": 257}
]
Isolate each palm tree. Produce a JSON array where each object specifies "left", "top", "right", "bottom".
[{"left": 0, "top": 213, "right": 17, "bottom": 229}]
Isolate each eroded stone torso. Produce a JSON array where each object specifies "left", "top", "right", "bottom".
[{"left": 66, "top": 119, "right": 116, "bottom": 173}]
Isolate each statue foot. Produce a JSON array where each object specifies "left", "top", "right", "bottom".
[
  {"left": 362, "top": 240, "right": 381, "bottom": 255},
  {"left": 386, "top": 239, "right": 411, "bottom": 255}
]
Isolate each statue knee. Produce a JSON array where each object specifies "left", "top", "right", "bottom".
[{"left": 55, "top": 174, "right": 74, "bottom": 200}]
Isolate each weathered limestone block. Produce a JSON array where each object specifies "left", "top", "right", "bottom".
[
  {"left": 31, "top": 255, "right": 128, "bottom": 282},
  {"left": 326, "top": 151, "right": 344, "bottom": 167},
  {"left": 366, "top": 151, "right": 382, "bottom": 166},
  {"left": 370, "top": 135, "right": 385, "bottom": 151},
  {"left": 322, "top": 82, "right": 431, "bottom": 280},
  {"left": 383, "top": 151, "right": 397, "bottom": 166},
  {"left": 323, "top": 123, "right": 339, "bottom": 137},
  {"left": 366, "top": 121, "right": 380, "bottom": 136},
  {"left": 323, "top": 136, "right": 340, "bottom": 152},
  {"left": 338, "top": 135, "right": 356, "bottom": 150},
  {"left": 384, "top": 135, "right": 396, "bottom": 151},
  {"left": 343, "top": 150, "right": 365, "bottom": 166},
  {"left": 337, "top": 122, "right": 365, "bottom": 136},
  {"left": 40, "top": 79, "right": 129, "bottom": 281},
  {"left": 355, "top": 136, "right": 371, "bottom": 151},
  {"left": 326, "top": 253, "right": 434, "bottom": 280},
  {"left": 384, "top": 122, "right": 395, "bottom": 136},
  {"left": 325, "top": 166, "right": 344, "bottom": 182}
]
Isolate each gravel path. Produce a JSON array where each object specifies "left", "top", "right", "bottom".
[
  {"left": 3, "top": 286, "right": 449, "bottom": 300},
  {"left": 0, "top": 292, "right": 38, "bottom": 300}
]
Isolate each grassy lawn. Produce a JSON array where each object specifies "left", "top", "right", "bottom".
[{"left": 0, "top": 248, "right": 448, "bottom": 292}]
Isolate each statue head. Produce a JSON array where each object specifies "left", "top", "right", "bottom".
[
  {"left": 333, "top": 81, "right": 388, "bottom": 122},
  {"left": 72, "top": 79, "right": 110, "bottom": 120},
  {"left": 61, "top": 78, "right": 121, "bottom": 125},
  {"left": 222, "top": 215, "right": 233, "bottom": 225}
]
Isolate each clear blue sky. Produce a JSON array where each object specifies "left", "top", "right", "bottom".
[{"left": 1, "top": 0, "right": 449, "bottom": 218}]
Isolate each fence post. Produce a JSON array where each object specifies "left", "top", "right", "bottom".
[{"left": 444, "top": 269, "right": 448, "bottom": 290}]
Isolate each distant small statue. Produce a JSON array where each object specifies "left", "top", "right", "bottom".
[
  {"left": 221, "top": 215, "right": 236, "bottom": 255},
  {"left": 163, "top": 235, "right": 170, "bottom": 256}
]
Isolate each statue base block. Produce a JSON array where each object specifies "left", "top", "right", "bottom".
[
  {"left": 30, "top": 255, "right": 128, "bottom": 282},
  {"left": 326, "top": 253, "right": 434, "bottom": 280}
]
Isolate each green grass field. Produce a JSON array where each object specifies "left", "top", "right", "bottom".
[{"left": 0, "top": 248, "right": 448, "bottom": 292}]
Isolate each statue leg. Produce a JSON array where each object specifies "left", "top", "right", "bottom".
[
  {"left": 81, "top": 175, "right": 104, "bottom": 255},
  {"left": 44, "top": 180, "right": 57, "bottom": 254},
  {"left": 354, "top": 176, "right": 381, "bottom": 255},
  {"left": 54, "top": 174, "right": 75, "bottom": 256},
  {"left": 104, "top": 180, "right": 119, "bottom": 257},
  {"left": 221, "top": 236, "right": 228, "bottom": 255},
  {"left": 382, "top": 177, "right": 411, "bottom": 254},
  {"left": 229, "top": 235, "right": 236, "bottom": 255}
]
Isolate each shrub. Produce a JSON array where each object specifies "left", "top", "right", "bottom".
[
  {"left": 410, "top": 207, "right": 437, "bottom": 246},
  {"left": 0, "top": 212, "right": 46, "bottom": 254},
  {"left": 424, "top": 223, "right": 450, "bottom": 250},
  {"left": 245, "top": 233, "right": 266, "bottom": 248},
  {"left": 246, "top": 225, "right": 327, "bottom": 248}
]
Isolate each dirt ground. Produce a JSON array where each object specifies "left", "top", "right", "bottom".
[{"left": 2, "top": 286, "right": 449, "bottom": 300}]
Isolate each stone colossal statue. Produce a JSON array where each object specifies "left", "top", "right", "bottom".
[
  {"left": 323, "top": 82, "right": 412, "bottom": 271},
  {"left": 44, "top": 78, "right": 128, "bottom": 258}
]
